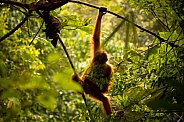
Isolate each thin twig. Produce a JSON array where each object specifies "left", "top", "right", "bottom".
[
  {"left": 0, "top": 14, "right": 30, "bottom": 42},
  {"left": 82, "top": 93, "right": 91, "bottom": 114},
  {"left": 70, "top": 0, "right": 99, "bottom": 9},
  {"left": 29, "top": 20, "right": 44, "bottom": 46},
  {"left": 58, "top": 36, "right": 76, "bottom": 73},
  {"left": 106, "top": 10, "right": 167, "bottom": 43},
  {"left": 1, "top": 0, "right": 167, "bottom": 44},
  {"left": 69, "top": 0, "right": 167, "bottom": 43},
  {"left": 58, "top": 36, "right": 90, "bottom": 115},
  {"left": 163, "top": 11, "right": 170, "bottom": 31},
  {"left": 150, "top": 9, "right": 168, "bottom": 31}
]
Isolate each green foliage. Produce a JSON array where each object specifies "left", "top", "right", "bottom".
[
  {"left": 0, "top": 0, "right": 184, "bottom": 121},
  {"left": 53, "top": 70, "right": 83, "bottom": 92},
  {"left": 37, "top": 90, "right": 58, "bottom": 111}
]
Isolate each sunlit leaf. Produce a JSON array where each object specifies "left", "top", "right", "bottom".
[
  {"left": 52, "top": 69, "right": 83, "bottom": 92},
  {"left": 7, "top": 97, "right": 20, "bottom": 108},
  {"left": 47, "top": 52, "right": 61, "bottom": 63},
  {"left": 20, "top": 76, "right": 48, "bottom": 89},
  {"left": 159, "top": 32, "right": 179, "bottom": 41},
  {"left": 145, "top": 45, "right": 159, "bottom": 60},
  {"left": 78, "top": 26, "right": 92, "bottom": 34},
  {"left": 7, "top": 100, "right": 13, "bottom": 108},
  {"left": 1, "top": 89, "right": 20, "bottom": 99}
]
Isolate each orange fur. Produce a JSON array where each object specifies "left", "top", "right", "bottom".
[{"left": 72, "top": 7, "right": 113, "bottom": 115}]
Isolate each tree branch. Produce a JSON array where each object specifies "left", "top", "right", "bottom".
[
  {"left": 0, "top": 14, "right": 30, "bottom": 42},
  {"left": 69, "top": 0, "right": 167, "bottom": 43},
  {"left": 58, "top": 36, "right": 77, "bottom": 74},
  {"left": 58, "top": 35, "right": 91, "bottom": 115},
  {"left": 70, "top": 0, "right": 99, "bottom": 9},
  {"left": 0, "top": 0, "right": 168, "bottom": 43}
]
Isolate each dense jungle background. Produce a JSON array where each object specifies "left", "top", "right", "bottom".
[{"left": 0, "top": 0, "right": 184, "bottom": 121}]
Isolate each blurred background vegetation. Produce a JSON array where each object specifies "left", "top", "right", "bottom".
[{"left": 0, "top": 0, "right": 184, "bottom": 121}]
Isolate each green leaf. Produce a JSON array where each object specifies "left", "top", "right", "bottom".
[
  {"left": 20, "top": 76, "right": 48, "bottom": 89},
  {"left": 124, "top": 110, "right": 144, "bottom": 121},
  {"left": 0, "top": 60, "right": 6, "bottom": 77},
  {"left": 145, "top": 45, "right": 159, "bottom": 60},
  {"left": 47, "top": 52, "right": 61, "bottom": 63},
  {"left": 52, "top": 69, "right": 83, "bottom": 92},
  {"left": 37, "top": 90, "right": 58, "bottom": 111},
  {"left": 143, "top": 88, "right": 165, "bottom": 103},
  {"left": 2, "top": 89, "right": 20, "bottom": 99},
  {"left": 78, "top": 26, "right": 92, "bottom": 34},
  {"left": 0, "top": 78, "right": 13, "bottom": 88},
  {"left": 159, "top": 32, "right": 178, "bottom": 41},
  {"left": 8, "top": 97, "right": 20, "bottom": 108},
  {"left": 102, "top": 19, "right": 126, "bottom": 46}
]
